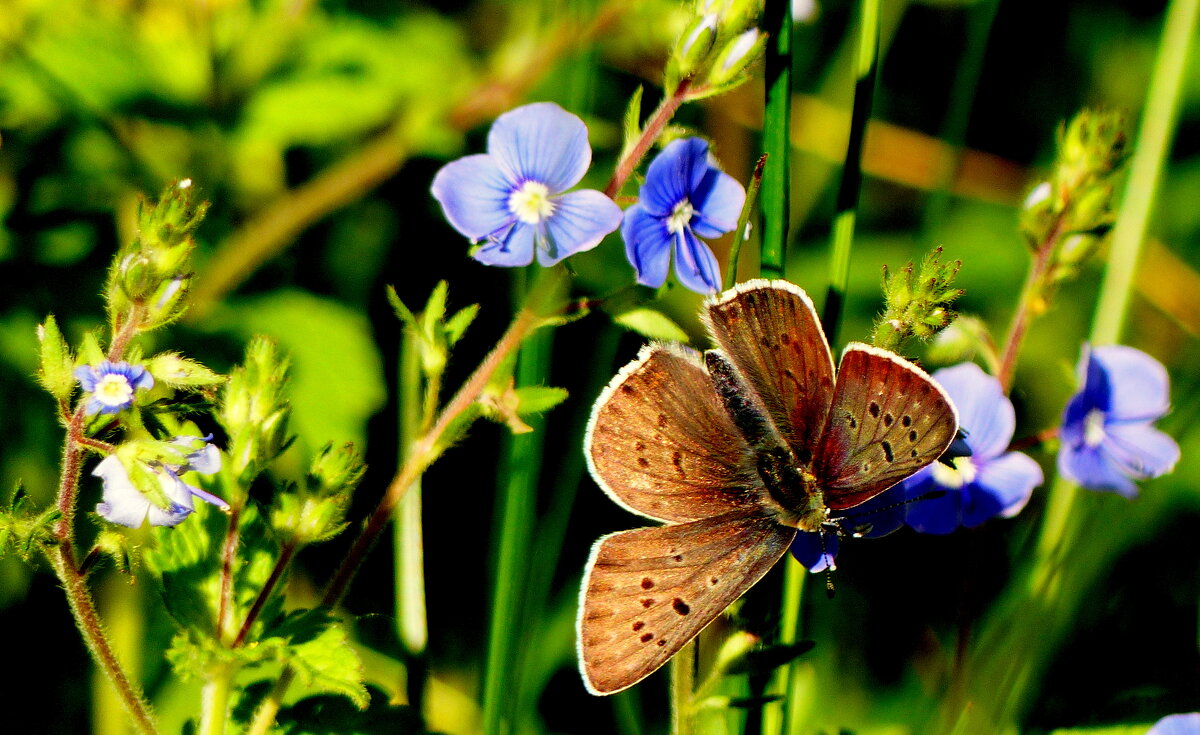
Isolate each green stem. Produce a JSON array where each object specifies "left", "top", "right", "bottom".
[
  {"left": 821, "top": 0, "right": 880, "bottom": 342},
  {"left": 482, "top": 270, "right": 554, "bottom": 735},
  {"left": 670, "top": 639, "right": 696, "bottom": 735},
  {"left": 769, "top": 563, "right": 805, "bottom": 735},
  {"left": 760, "top": 0, "right": 792, "bottom": 278},
  {"left": 198, "top": 663, "right": 235, "bottom": 735},
  {"left": 725, "top": 155, "right": 768, "bottom": 289}
]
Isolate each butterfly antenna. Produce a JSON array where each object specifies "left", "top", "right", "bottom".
[
  {"left": 834, "top": 489, "right": 948, "bottom": 522},
  {"left": 817, "top": 530, "right": 836, "bottom": 598}
]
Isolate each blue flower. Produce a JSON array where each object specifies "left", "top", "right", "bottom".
[
  {"left": 898, "top": 363, "right": 1044, "bottom": 534},
  {"left": 1058, "top": 345, "right": 1179, "bottom": 496},
  {"left": 1148, "top": 714, "right": 1200, "bottom": 735},
  {"left": 94, "top": 437, "right": 227, "bottom": 528},
  {"left": 790, "top": 530, "right": 839, "bottom": 572},
  {"left": 431, "top": 102, "right": 622, "bottom": 267},
  {"left": 621, "top": 137, "right": 746, "bottom": 293},
  {"left": 75, "top": 360, "right": 154, "bottom": 415}
]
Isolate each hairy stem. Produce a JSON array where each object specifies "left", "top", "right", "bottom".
[
  {"left": 604, "top": 77, "right": 692, "bottom": 199},
  {"left": 233, "top": 540, "right": 297, "bottom": 648}
]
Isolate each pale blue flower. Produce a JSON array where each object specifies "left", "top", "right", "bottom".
[
  {"left": 1148, "top": 714, "right": 1200, "bottom": 735},
  {"left": 431, "top": 102, "right": 622, "bottom": 267},
  {"left": 94, "top": 437, "right": 227, "bottom": 528},
  {"left": 75, "top": 361, "right": 154, "bottom": 415},
  {"left": 1058, "top": 345, "right": 1180, "bottom": 497},
  {"left": 621, "top": 137, "right": 745, "bottom": 293},
  {"left": 790, "top": 530, "right": 839, "bottom": 573}
]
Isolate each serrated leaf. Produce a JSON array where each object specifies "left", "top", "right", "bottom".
[
  {"left": 287, "top": 620, "right": 369, "bottom": 709},
  {"left": 37, "top": 315, "right": 75, "bottom": 400},
  {"left": 614, "top": 307, "right": 690, "bottom": 342},
  {"left": 514, "top": 386, "right": 568, "bottom": 416},
  {"left": 146, "top": 352, "right": 225, "bottom": 388}
]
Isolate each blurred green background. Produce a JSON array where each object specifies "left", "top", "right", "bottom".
[{"left": 0, "top": 0, "right": 1197, "bottom": 732}]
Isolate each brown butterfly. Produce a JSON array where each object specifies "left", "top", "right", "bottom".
[{"left": 576, "top": 279, "right": 959, "bottom": 695}]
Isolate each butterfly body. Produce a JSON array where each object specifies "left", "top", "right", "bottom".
[{"left": 578, "top": 279, "right": 959, "bottom": 695}]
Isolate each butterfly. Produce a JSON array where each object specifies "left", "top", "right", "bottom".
[{"left": 576, "top": 279, "right": 959, "bottom": 695}]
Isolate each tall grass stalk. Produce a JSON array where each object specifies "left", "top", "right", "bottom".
[{"left": 759, "top": 0, "right": 792, "bottom": 279}]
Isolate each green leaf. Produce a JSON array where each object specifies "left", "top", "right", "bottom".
[
  {"left": 37, "top": 314, "right": 75, "bottom": 401},
  {"left": 619, "top": 85, "right": 645, "bottom": 161},
  {"left": 207, "top": 290, "right": 386, "bottom": 450},
  {"left": 146, "top": 352, "right": 225, "bottom": 389},
  {"left": 514, "top": 386, "right": 568, "bottom": 416},
  {"left": 78, "top": 330, "right": 106, "bottom": 367},
  {"left": 443, "top": 303, "right": 479, "bottom": 347},
  {"left": 614, "top": 307, "right": 690, "bottom": 342},
  {"left": 286, "top": 620, "right": 369, "bottom": 709},
  {"left": 385, "top": 286, "right": 420, "bottom": 333}
]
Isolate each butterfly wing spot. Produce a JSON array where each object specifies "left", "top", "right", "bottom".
[
  {"left": 635, "top": 440, "right": 645, "bottom": 451},
  {"left": 641, "top": 598, "right": 655, "bottom": 608},
  {"left": 657, "top": 640, "right": 667, "bottom": 647},
  {"left": 883, "top": 413, "right": 894, "bottom": 427},
  {"left": 847, "top": 416, "right": 857, "bottom": 429},
  {"left": 868, "top": 402, "right": 880, "bottom": 418},
  {"left": 637, "top": 457, "right": 650, "bottom": 468},
  {"left": 902, "top": 415, "right": 912, "bottom": 427},
  {"left": 621, "top": 384, "right": 636, "bottom": 395},
  {"left": 881, "top": 441, "right": 894, "bottom": 462},
  {"left": 909, "top": 429, "right": 918, "bottom": 442},
  {"left": 632, "top": 621, "right": 645, "bottom": 631},
  {"left": 672, "top": 451, "right": 686, "bottom": 478},
  {"left": 640, "top": 633, "right": 654, "bottom": 643},
  {"left": 910, "top": 449, "right": 919, "bottom": 458},
  {"left": 672, "top": 554, "right": 684, "bottom": 562},
  {"left": 641, "top": 578, "right": 655, "bottom": 589},
  {"left": 672, "top": 598, "right": 691, "bottom": 615}
]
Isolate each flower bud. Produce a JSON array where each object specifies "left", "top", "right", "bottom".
[{"left": 708, "top": 28, "right": 765, "bottom": 87}]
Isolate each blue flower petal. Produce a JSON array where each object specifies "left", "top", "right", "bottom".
[
  {"left": 621, "top": 204, "right": 673, "bottom": 287},
  {"left": 640, "top": 138, "right": 711, "bottom": 216},
  {"left": 94, "top": 456, "right": 154, "bottom": 528},
  {"left": 836, "top": 481, "right": 908, "bottom": 538},
  {"left": 903, "top": 473, "right": 965, "bottom": 535},
  {"left": 972, "top": 452, "right": 1043, "bottom": 520},
  {"left": 933, "top": 363, "right": 1013, "bottom": 459},
  {"left": 673, "top": 228, "right": 721, "bottom": 294},
  {"left": 431, "top": 154, "right": 516, "bottom": 240},
  {"left": 536, "top": 189, "right": 623, "bottom": 266},
  {"left": 790, "top": 530, "right": 839, "bottom": 572},
  {"left": 1058, "top": 444, "right": 1137, "bottom": 497},
  {"left": 1092, "top": 345, "right": 1171, "bottom": 421},
  {"left": 1103, "top": 423, "right": 1180, "bottom": 479},
  {"left": 473, "top": 223, "right": 537, "bottom": 267},
  {"left": 487, "top": 102, "right": 590, "bottom": 194},
  {"left": 1148, "top": 713, "right": 1200, "bottom": 735},
  {"left": 689, "top": 167, "right": 745, "bottom": 238}
]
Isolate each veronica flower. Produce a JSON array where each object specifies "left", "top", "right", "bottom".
[
  {"left": 94, "top": 437, "right": 227, "bottom": 528},
  {"left": 75, "top": 361, "right": 154, "bottom": 415},
  {"left": 790, "top": 530, "right": 839, "bottom": 573},
  {"left": 621, "top": 137, "right": 746, "bottom": 293},
  {"left": 1148, "top": 714, "right": 1200, "bottom": 735},
  {"left": 1058, "top": 345, "right": 1179, "bottom": 496},
  {"left": 431, "top": 102, "right": 622, "bottom": 267},
  {"left": 897, "top": 363, "right": 1043, "bottom": 534}
]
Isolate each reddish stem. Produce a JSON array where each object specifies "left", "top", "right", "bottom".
[{"left": 603, "top": 77, "right": 693, "bottom": 199}]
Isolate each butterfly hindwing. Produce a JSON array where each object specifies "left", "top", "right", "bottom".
[
  {"left": 816, "top": 343, "right": 959, "bottom": 510},
  {"left": 585, "top": 343, "right": 762, "bottom": 523},
  {"left": 577, "top": 509, "right": 797, "bottom": 695},
  {"left": 703, "top": 279, "right": 836, "bottom": 463}
]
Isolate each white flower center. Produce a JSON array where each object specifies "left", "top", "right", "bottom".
[
  {"left": 667, "top": 199, "right": 695, "bottom": 234},
  {"left": 94, "top": 374, "right": 135, "bottom": 408},
  {"left": 931, "top": 456, "right": 978, "bottom": 489},
  {"left": 508, "top": 181, "right": 555, "bottom": 224},
  {"left": 1083, "top": 408, "right": 1107, "bottom": 447}
]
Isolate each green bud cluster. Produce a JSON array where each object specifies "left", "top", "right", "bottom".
[
  {"left": 665, "top": 0, "right": 766, "bottom": 99},
  {"left": 271, "top": 443, "right": 364, "bottom": 546},
  {"left": 0, "top": 486, "right": 62, "bottom": 561},
  {"left": 217, "top": 337, "right": 293, "bottom": 485},
  {"left": 872, "top": 247, "right": 963, "bottom": 353},
  {"left": 1020, "top": 109, "right": 1128, "bottom": 278},
  {"left": 105, "top": 179, "right": 209, "bottom": 333}
]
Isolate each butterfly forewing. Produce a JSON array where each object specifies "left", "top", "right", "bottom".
[
  {"left": 577, "top": 509, "right": 797, "bottom": 695},
  {"left": 585, "top": 343, "right": 762, "bottom": 523},
  {"left": 816, "top": 344, "right": 959, "bottom": 510},
  {"left": 703, "top": 280, "right": 835, "bottom": 462}
]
